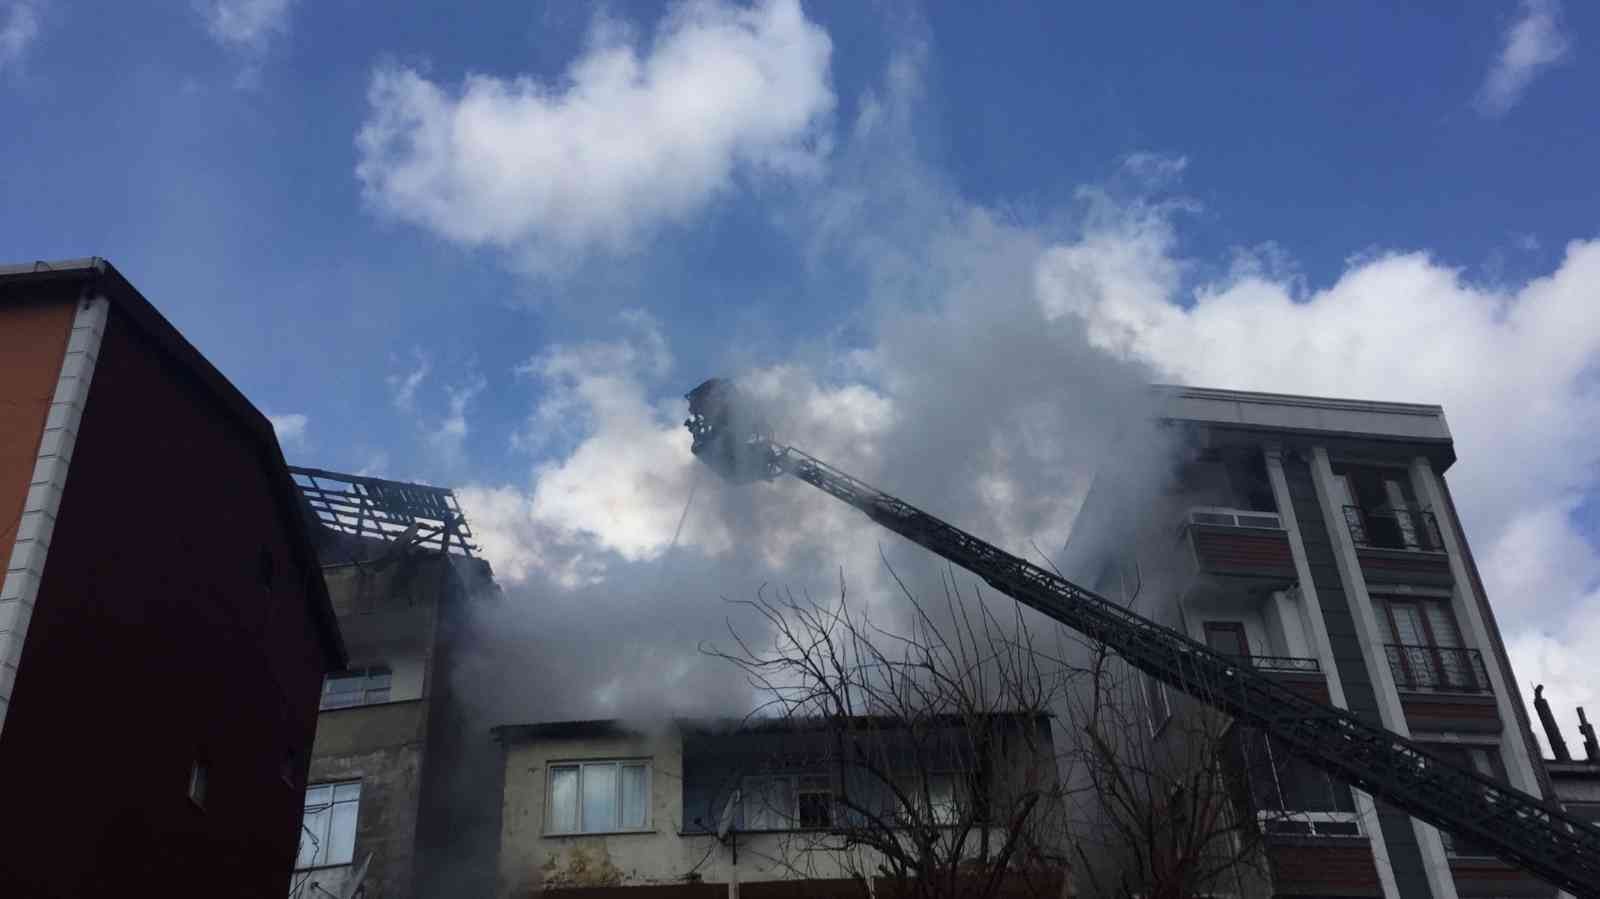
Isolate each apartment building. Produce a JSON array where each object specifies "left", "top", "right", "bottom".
[
  {"left": 287, "top": 468, "right": 502, "bottom": 899},
  {"left": 491, "top": 714, "right": 1068, "bottom": 898},
  {"left": 1064, "top": 386, "right": 1553, "bottom": 899},
  {"left": 0, "top": 259, "right": 345, "bottom": 897}
]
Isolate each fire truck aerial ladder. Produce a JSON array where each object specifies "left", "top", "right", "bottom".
[{"left": 683, "top": 377, "right": 1600, "bottom": 898}]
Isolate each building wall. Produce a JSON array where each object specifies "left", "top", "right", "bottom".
[
  {"left": 500, "top": 730, "right": 701, "bottom": 895},
  {"left": 0, "top": 288, "right": 77, "bottom": 731},
  {"left": 499, "top": 726, "right": 1065, "bottom": 899},
  {"left": 298, "top": 555, "right": 444, "bottom": 899},
  {"left": 303, "top": 726, "right": 428, "bottom": 899},
  {"left": 0, "top": 303, "right": 332, "bottom": 898},
  {"left": 1280, "top": 451, "right": 1439, "bottom": 899}
]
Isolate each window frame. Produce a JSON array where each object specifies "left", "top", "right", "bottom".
[
  {"left": 1424, "top": 742, "right": 1506, "bottom": 858},
  {"left": 297, "top": 780, "right": 362, "bottom": 870},
  {"left": 741, "top": 772, "right": 837, "bottom": 832},
  {"left": 1245, "top": 731, "right": 1359, "bottom": 833},
  {"left": 1203, "top": 621, "right": 1252, "bottom": 659},
  {"left": 319, "top": 665, "right": 394, "bottom": 711},
  {"left": 1377, "top": 595, "right": 1477, "bottom": 692},
  {"left": 544, "top": 759, "right": 653, "bottom": 836}
]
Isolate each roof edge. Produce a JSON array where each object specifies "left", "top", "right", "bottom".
[
  {"left": 1153, "top": 383, "right": 1447, "bottom": 418},
  {"left": 1, "top": 258, "right": 347, "bottom": 667}
]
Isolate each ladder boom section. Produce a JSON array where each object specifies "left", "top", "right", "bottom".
[{"left": 774, "top": 447, "right": 1600, "bottom": 897}]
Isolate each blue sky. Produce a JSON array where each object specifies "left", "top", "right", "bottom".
[{"left": 4, "top": 1, "right": 1599, "bottom": 734}]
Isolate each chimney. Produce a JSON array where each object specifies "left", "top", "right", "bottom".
[
  {"left": 1579, "top": 706, "right": 1599, "bottom": 764},
  {"left": 1534, "top": 685, "right": 1571, "bottom": 762}
]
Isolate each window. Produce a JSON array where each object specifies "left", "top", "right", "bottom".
[
  {"left": 1204, "top": 621, "right": 1251, "bottom": 659},
  {"left": 547, "top": 761, "right": 650, "bottom": 834},
  {"left": 1189, "top": 507, "right": 1284, "bottom": 529},
  {"left": 1223, "top": 453, "right": 1276, "bottom": 512},
  {"left": 1142, "top": 672, "right": 1171, "bottom": 735},
  {"left": 1242, "top": 731, "right": 1359, "bottom": 837},
  {"left": 298, "top": 781, "right": 361, "bottom": 869},
  {"left": 1334, "top": 465, "right": 1441, "bottom": 551},
  {"left": 741, "top": 773, "right": 833, "bottom": 831},
  {"left": 895, "top": 772, "right": 964, "bottom": 826},
  {"left": 188, "top": 760, "right": 209, "bottom": 809},
  {"left": 1426, "top": 744, "right": 1505, "bottom": 857},
  {"left": 1377, "top": 596, "right": 1486, "bottom": 692},
  {"left": 320, "top": 666, "right": 392, "bottom": 710}
]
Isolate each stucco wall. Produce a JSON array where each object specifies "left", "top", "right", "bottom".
[
  {"left": 498, "top": 726, "right": 1064, "bottom": 898},
  {"left": 302, "top": 741, "right": 427, "bottom": 899}
]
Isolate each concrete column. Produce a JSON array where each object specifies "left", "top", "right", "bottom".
[
  {"left": 1408, "top": 457, "right": 1542, "bottom": 797},
  {"left": 1263, "top": 445, "right": 1401, "bottom": 899},
  {"left": 1311, "top": 448, "right": 1458, "bottom": 899}
]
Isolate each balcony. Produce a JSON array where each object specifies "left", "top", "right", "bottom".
[
  {"left": 1184, "top": 507, "right": 1295, "bottom": 582},
  {"left": 1225, "top": 654, "right": 1328, "bottom": 702},
  {"left": 1342, "top": 505, "right": 1452, "bottom": 585},
  {"left": 1384, "top": 644, "right": 1490, "bottom": 694},
  {"left": 1342, "top": 504, "right": 1443, "bottom": 551}
]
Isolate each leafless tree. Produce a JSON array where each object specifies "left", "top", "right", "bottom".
[
  {"left": 706, "top": 566, "right": 1071, "bottom": 899},
  {"left": 1062, "top": 637, "right": 1274, "bottom": 899},
  {"left": 708, "top": 563, "right": 1327, "bottom": 899}
]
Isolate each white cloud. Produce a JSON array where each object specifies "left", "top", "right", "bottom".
[
  {"left": 387, "top": 354, "right": 431, "bottom": 412},
  {"left": 0, "top": 1, "right": 40, "bottom": 73},
  {"left": 425, "top": 376, "right": 485, "bottom": 468},
  {"left": 355, "top": 0, "right": 834, "bottom": 269},
  {"left": 267, "top": 412, "right": 308, "bottom": 449},
  {"left": 445, "top": 46, "right": 1600, "bottom": 738},
  {"left": 197, "top": 0, "right": 292, "bottom": 51},
  {"left": 1478, "top": 0, "right": 1572, "bottom": 117},
  {"left": 1037, "top": 193, "right": 1600, "bottom": 750}
]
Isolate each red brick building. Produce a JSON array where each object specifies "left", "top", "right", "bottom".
[{"left": 0, "top": 259, "right": 345, "bottom": 897}]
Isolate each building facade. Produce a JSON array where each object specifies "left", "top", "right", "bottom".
[
  {"left": 287, "top": 467, "right": 502, "bottom": 899},
  {"left": 492, "top": 715, "right": 1068, "bottom": 899},
  {"left": 0, "top": 259, "right": 345, "bottom": 897},
  {"left": 1065, "top": 386, "right": 1555, "bottom": 899}
]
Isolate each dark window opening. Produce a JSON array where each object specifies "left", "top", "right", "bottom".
[
  {"left": 188, "top": 760, "right": 210, "bottom": 809},
  {"left": 1240, "top": 730, "right": 1356, "bottom": 825},
  {"left": 798, "top": 788, "right": 833, "bottom": 829},
  {"left": 1334, "top": 464, "right": 1442, "bottom": 551},
  {"left": 1224, "top": 452, "right": 1276, "bottom": 512}
]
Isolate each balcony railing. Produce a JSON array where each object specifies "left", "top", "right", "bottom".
[
  {"left": 1189, "top": 506, "right": 1283, "bottom": 530},
  {"left": 1384, "top": 644, "right": 1491, "bottom": 694},
  {"left": 1243, "top": 655, "right": 1321, "bottom": 673},
  {"left": 1342, "top": 504, "right": 1444, "bottom": 552}
]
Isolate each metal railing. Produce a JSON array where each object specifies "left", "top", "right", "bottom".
[
  {"left": 1243, "top": 655, "right": 1322, "bottom": 674},
  {"left": 1189, "top": 506, "right": 1284, "bottom": 529},
  {"left": 1385, "top": 644, "right": 1491, "bottom": 694},
  {"left": 1343, "top": 504, "right": 1444, "bottom": 552}
]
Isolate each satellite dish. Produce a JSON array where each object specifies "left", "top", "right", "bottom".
[{"left": 716, "top": 792, "right": 738, "bottom": 842}]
